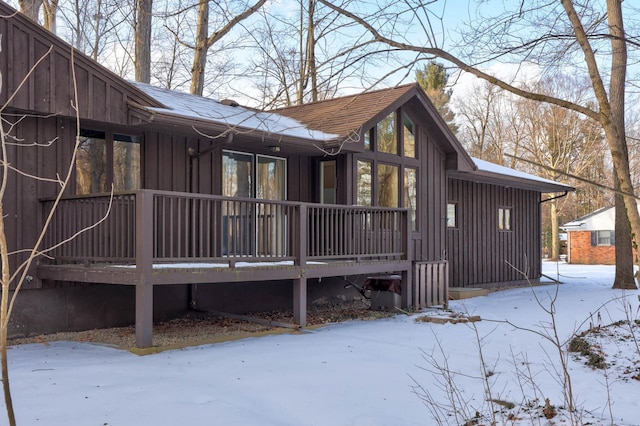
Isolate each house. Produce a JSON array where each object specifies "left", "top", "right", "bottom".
[
  {"left": 561, "top": 206, "right": 623, "bottom": 264},
  {"left": 0, "top": 1, "right": 572, "bottom": 347}
]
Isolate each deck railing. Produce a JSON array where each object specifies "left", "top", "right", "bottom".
[{"left": 41, "top": 190, "right": 410, "bottom": 267}]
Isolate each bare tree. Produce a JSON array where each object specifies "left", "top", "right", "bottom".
[
  {"left": 247, "top": 0, "right": 394, "bottom": 108},
  {"left": 135, "top": 0, "right": 153, "bottom": 83},
  {"left": 17, "top": 0, "right": 42, "bottom": 22},
  {"left": 517, "top": 76, "right": 607, "bottom": 260},
  {"left": 16, "top": 0, "right": 58, "bottom": 32},
  {"left": 318, "top": 0, "right": 640, "bottom": 289},
  {"left": 453, "top": 79, "right": 527, "bottom": 167},
  {"left": 189, "top": 0, "right": 267, "bottom": 96}
]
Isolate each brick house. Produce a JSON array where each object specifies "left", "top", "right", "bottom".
[{"left": 562, "top": 207, "right": 616, "bottom": 264}]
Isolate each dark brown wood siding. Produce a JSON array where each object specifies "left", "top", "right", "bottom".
[
  {"left": 415, "top": 129, "right": 447, "bottom": 262},
  {"left": 0, "top": 3, "right": 158, "bottom": 125},
  {"left": 4, "top": 115, "right": 77, "bottom": 289},
  {"left": 141, "top": 131, "right": 312, "bottom": 202},
  {"left": 447, "top": 178, "right": 542, "bottom": 287}
]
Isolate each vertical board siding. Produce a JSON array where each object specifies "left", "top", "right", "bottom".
[
  {"left": 414, "top": 130, "right": 446, "bottom": 263},
  {"left": 447, "top": 178, "right": 541, "bottom": 287},
  {"left": 0, "top": 3, "right": 154, "bottom": 125}
]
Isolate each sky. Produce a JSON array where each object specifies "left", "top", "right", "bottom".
[{"left": 5, "top": 262, "right": 640, "bottom": 425}]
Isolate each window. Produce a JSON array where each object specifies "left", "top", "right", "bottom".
[
  {"left": 447, "top": 203, "right": 457, "bottom": 228},
  {"left": 357, "top": 110, "right": 420, "bottom": 226},
  {"left": 320, "top": 160, "right": 337, "bottom": 204},
  {"left": 363, "top": 129, "right": 372, "bottom": 150},
  {"left": 223, "top": 151, "right": 286, "bottom": 200},
  {"left": 257, "top": 155, "right": 286, "bottom": 201},
  {"left": 356, "top": 160, "right": 372, "bottom": 206},
  {"left": 592, "top": 230, "right": 614, "bottom": 246},
  {"left": 113, "top": 135, "right": 141, "bottom": 192},
  {"left": 376, "top": 112, "right": 397, "bottom": 154},
  {"left": 76, "top": 129, "right": 140, "bottom": 195},
  {"left": 378, "top": 164, "right": 399, "bottom": 207},
  {"left": 498, "top": 207, "right": 511, "bottom": 231},
  {"left": 404, "top": 168, "right": 417, "bottom": 230},
  {"left": 403, "top": 114, "right": 416, "bottom": 158},
  {"left": 223, "top": 151, "right": 253, "bottom": 197}
]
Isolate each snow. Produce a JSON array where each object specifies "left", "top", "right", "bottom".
[
  {"left": 6, "top": 262, "right": 640, "bottom": 425},
  {"left": 473, "top": 157, "right": 574, "bottom": 190},
  {"left": 131, "top": 82, "right": 339, "bottom": 142}
]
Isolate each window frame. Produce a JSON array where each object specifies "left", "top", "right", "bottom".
[
  {"left": 595, "top": 230, "right": 614, "bottom": 246},
  {"left": 75, "top": 128, "right": 141, "bottom": 195},
  {"left": 446, "top": 202, "right": 458, "bottom": 229},
  {"left": 355, "top": 108, "right": 421, "bottom": 230},
  {"left": 222, "top": 150, "right": 287, "bottom": 201},
  {"left": 498, "top": 207, "right": 512, "bottom": 231}
]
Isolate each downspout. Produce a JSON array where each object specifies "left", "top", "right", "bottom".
[
  {"left": 539, "top": 190, "right": 570, "bottom": 265},
  {"left": 539, "top": 190, "right": 570, "bottom": 205},
  {"left": 186, "top": 132, "right": 234, "bottom": 311}
]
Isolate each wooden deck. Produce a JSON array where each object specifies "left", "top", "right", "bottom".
[{"left": 38, "top": 190, "right": 414, "bottom": 347}]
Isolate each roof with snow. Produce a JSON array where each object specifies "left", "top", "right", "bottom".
[
  {"left": 560, "top": 203, "right": 640, "bottom": 231},
  {"left": 130, "top": 82, "right": 339, "bottom": 142},
  {"left": 449, "top": 157, "right": 575, "bottom": 193}
]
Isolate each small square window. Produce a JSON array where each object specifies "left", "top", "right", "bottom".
[
  {"left": 447, "top": 203, "right": 457, "bottom": 228},
  {"left": 596, "top": 230, "right": 613, "bottom": 246},
  {"left": 499, "top": 207, "right": 511, "bottom": 231}
]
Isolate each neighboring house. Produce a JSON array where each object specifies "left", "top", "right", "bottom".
[
  {"left": 562, "top": 207, "right": 619, "bottom": 264},
  {"left": 0, "top": 2, "right": 572, "bottom": 347}
]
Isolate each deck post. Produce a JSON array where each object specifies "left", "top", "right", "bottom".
[
  {"left": 135, "top": 282, "right": 153, "bottom": 348},
  {"left": 293, "top": 277, "right": 307, "bottom": 327},
  {"left": 403, "top": 210, "right": 413, "bottom": 309},
  {"left": 297, "top": 204, "right": 308, "bottom": 266},
  {"left": 135, "top": 190, "right": 154, "bottom": 348}
]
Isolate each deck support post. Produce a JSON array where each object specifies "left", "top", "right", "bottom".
[
  {"left": 135, "top": 190, "right": 155, "bottom": 348},
  {"left": 293, "top": 277, "right": 307, "bottom": 327},
  {"left": 135, "top": 283, "right": 153, "bottom": 348},
  {"left": 402, "top": 208, "right": 413, "bottom": 309},
  {"left": 401, "top": 268, "right": 412, "bottom": 309}
]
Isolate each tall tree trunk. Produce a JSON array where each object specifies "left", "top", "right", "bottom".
[
  {"left": 42, "top": 0, "right": 58, "bottom": 33},
  {"left": 135, "top": 0, "right": 153, "bottom": 83},
  {"left": 190, "top": 0, "right": 267, "bottom": 96},
  {"left": 18, "top": 0, "right": 43, "bottom": 22},
  {"left": 607, "top": 0, "right": 637, "bottom": 289},
  {"left": 190, "top": 0, "right": 209, "bottom": 96},
  {"left": 307, "top": 0, "right": 317, "bottom": 102},
  {"left": 614, "top": 190, "right": 636, "bottom": 288}
]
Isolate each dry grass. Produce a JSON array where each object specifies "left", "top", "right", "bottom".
[{"left": 9, "top": 300, "right": 397, "bottom": 352}]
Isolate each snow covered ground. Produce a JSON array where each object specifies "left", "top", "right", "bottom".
[{"left": 6, "top": 262, "right": 640, "bottom": 425}]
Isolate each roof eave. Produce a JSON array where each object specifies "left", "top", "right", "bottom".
[
  {"left": 130, "top": 105, "right": 335, "bottom": 152},
  {"left": 450, "top": 169, "right": 575, "bottom": 193}
]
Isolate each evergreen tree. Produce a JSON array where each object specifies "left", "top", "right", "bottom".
[{"left": 415, "top": 61, "right": 457, "bottom": 133}]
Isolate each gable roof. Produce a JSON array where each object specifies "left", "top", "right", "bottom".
[
  {"left": 273, "top": 84, "right": 416, "bottom": 139},
  {"left": 274, "top": 84, "right": 477, "bottom": 171},
  {"left": 561, "top": 203, "right": 640, "bottom": 231},
  {"left": 562, "top": 206, "right": 614, "bottom": 231}
]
